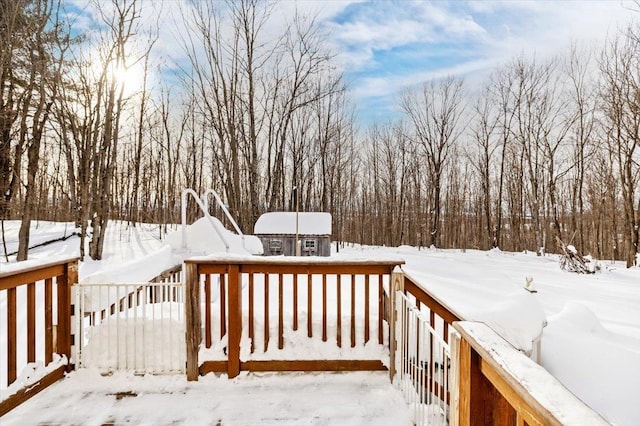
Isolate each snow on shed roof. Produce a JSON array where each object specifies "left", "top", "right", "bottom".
[{"left": 254, "top": 212, "right": 331, "bottom": 235}]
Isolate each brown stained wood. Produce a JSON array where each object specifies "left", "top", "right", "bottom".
[
  {"left": 0, "top": 365, "right": 66, "bottom": 417},
  {"left": 336, "top": 274, "right": 342, "bottom": 348},
  {"left": 458, "top": 338, "right": 472, "bottom": 426},
  {"left": 219, "top": 273, "right": 226, "bottom": 338},
  {"left": 364, "top": 275, "right": 370, "bottom": 343},
  {"left": 293, "top": 273, "right": 298, "bottom": 331},
  {"left": 249, "top": 273, "right": 254, "bottom": 353},
  {"left": 204, "top": 274, "right": 211, "bottom": 348},
  {"left": 200, "top": 262, "right": 404, "bottom": 276},
  {"left": 240, "top": 264, "right": 400, "bottom": 275},
  {"left": 460, "top": 331, "right": 517, "bottom": 426},
  {"left": 350, "top": 274, "right": 356, "bottom": 348},
  {"left": 378, "top": 275, "right": 383, "bottom": 345},
  {"left": 278, "top": 273, "right": 284, "bottom": 350},
  {"left": 45, "top": 277, "right": 53, "bottom": 364},
  {"left": 7, "top": 287, "right": 17, "bottom": 385},
  {"left": 148, "top": 265, "right": 183, "bottom": 284},
  {"left": 199, "top": 360, "right": 228, "bottom": 375},
  {"left": 185, "top": 263, "right": 201, "bottom": 381},
  {"left": 307, "top": 273, "right": 312, "bottom": 338},
  {"left": 0, "top": 261, "right": 69, "bottom": 291},
  {"left": 63, "top": 260, "right": 78, "bottom": 368},
  {"left": 227, "top": 265, "right": 241, "bottom": 378},
  {"left": 444, "top": 322, "right": 449, "bottom": 344},
  {"left": 56, "top": 272, "right": 70, "bottom": 364},
  {"left": 404, "top": 278, "right": 461, "bottom": 325},
  {"left": 191, "top": 264, "right": 230, "bottom": 275},
  {"left": 27, "top": 282, "right": 36, "bottom": 362},
  {"left": 240, "top": 359, "right": 387, "bottom": 372},
  {"left": 480, "top": 358, "right": 545, "bottom": 426},
  {"left": 454, "top": 323, "right": 603, "bottom": 426},
  {"left": 264, "top": 273, "right": 270, "bottom": 352},
  {"left": 322, "top": 274, "right": 327, "bottom": 342}
]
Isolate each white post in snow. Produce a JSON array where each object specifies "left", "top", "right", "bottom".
[
  {"left": 181, "top": 190, "right": 188, "bottom": 250},
  {"left": 294, "top": 186, "right": 300, "bottom": 256}
]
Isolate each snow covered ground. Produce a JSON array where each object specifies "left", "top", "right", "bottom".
[{"left": 1, "top": 220, "right": 640, "bottom": 424}]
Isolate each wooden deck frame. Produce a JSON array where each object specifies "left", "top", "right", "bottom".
[
  {"left": 454, "top": 322, "right": 610, "bottom": 426},
  {"left": 184, "top": 258, "right": 404, "bottom": 380},
  {"left": 0, "top": 258, "right": 78, "bottom": 417}
]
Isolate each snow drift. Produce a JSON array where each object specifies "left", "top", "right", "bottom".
[{"left": 166, "top": 217, "right": 263, "bottom": 255}]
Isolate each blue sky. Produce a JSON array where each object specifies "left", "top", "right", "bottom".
[
  {"left": 313, "top": 0, "right": 637, "bottom": 125},
  {"left": 67, "top": 0, "right": 637, "bottom": 127}
]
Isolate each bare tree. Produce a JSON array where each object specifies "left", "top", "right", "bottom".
[
  {"left": 6, "top": 0, "right": 71, "bottom": 260},
  {"left": 401, "top": 76, "right": 466, "bottom": 248},
  {"left": 468, "top": 84, "right": 499, "bottom": 249},
  {"left": 565, "top": 42, "right": 598, "bottom": 254},
  {"left": 600, "top": 25, "right": 640, "bottom": 267}
]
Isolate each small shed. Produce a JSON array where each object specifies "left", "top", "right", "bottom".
[{"left": 254, "top": 212, "right": 331, "bottom": 256}]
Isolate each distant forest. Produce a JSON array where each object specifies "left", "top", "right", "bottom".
[{"left": 1, "top": 1, "right": 639, "bottom": 266}]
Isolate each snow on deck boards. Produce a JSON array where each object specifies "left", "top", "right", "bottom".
[{"left": 1, "top": 370, "right": 411, "bottom": 426}]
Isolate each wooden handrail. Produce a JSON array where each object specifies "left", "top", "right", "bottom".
[
  {"left": 1, "top": 257, "right": 78, "bottom": 417},
  {"left": 403, "top": 271, "right": 462, "bottom": 324},
  {"left": 454, "top": 321, "right": 609, "bottom": 426},
  {"left": 0, "top": 257, "right": 79, "bottom": 291},
  {"left": 185, "top": 258, "right": 404, "bottom": 380}
]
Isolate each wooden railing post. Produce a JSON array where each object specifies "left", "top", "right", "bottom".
[
  {"left": 1, "top": 257, "right": 79, "bottom": 416},
  {"left": 67, "top": 260, "right": 78, "bottom": 371},
  {"left": 389, "top": 267, "right": 404, "bottom": 382},
  {"left": 227, "top": 264, "right": 241, "bottom": 378},
  {"left": 458, "top": 336, "right": 472, "bottom": 426},
  {"left": 185, "top": 262, "right": 201, "bottom": 381},
  {"left": 56, "top": 259, "right": 78, "bottom": 371}
]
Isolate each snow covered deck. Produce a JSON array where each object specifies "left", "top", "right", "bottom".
[
  {"left": 3, "top": 239, "right": 639, "bottom": 425},
  {"left": 1, "top": 370, "right": 411, "bottom": 425}
]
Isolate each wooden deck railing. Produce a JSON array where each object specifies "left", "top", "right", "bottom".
[
  {"left": 184, "top": 258, "right": 404, "bottom": 380},
  {"left": 395, "top": 271, "right": 609, "bottom": 425},
  {"left": 0, "top": 257, "right": 78, "bottom": 416},
  {"left": 2, "top": 255, "right": 611, "bottom": 425},
  {"left": 454, "top": 321, "right": 609, "bottom": 426}
]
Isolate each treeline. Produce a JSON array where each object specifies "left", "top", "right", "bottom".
[{"left": 1, "top": 0, "right": 638, "bottom": 266}]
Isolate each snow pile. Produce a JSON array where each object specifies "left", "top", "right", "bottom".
[
  {"left": 466, "top": 290, "right": 547, "bottom": 356},
  {"left": 82, "top": 245, "right": 176, "bottom": 284},
  {"left": 457, "top": 321, "right": 610, "bottom": 425},
  {"left": 81, "top": 302, "right": 185, "bottom": 373},
  {"left": 0, "top": 354, "right": 67, "bottom": 402},
  {"left": 243, "top": 313, "right": 387, "bottom": 363},
  {"left": 166, "top": 217, "right": 263, "bottom": 255},
  {"left": 543, "top": 302, "right": 640, "bottom": 425}
]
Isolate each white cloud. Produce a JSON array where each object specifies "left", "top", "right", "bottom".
[
  {"left": 325, "top": 1, "right": 488, "bottom": 70},
  {"left": 323, "top": 0, "right": 638, "bottom": 125}
]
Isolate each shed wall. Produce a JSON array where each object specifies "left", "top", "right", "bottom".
[{"left": 257, "top": 234, "right": 331, "bottom": 257}]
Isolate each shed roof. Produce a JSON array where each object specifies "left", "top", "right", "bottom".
[{"left": 254, "top": 212, "right": 332, "bottom": 235}]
